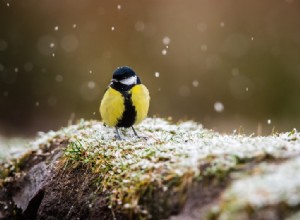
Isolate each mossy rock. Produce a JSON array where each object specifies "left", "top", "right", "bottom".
[{"left": 0, "top": 118, "right": 300, "bottom": 219}]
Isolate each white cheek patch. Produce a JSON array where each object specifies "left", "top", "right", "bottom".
[{"left": 119, "top": 76, "right": 137, "bottom": 85}]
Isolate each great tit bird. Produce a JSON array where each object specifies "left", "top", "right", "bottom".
[{"left": 100, "top": 66, "right": 150, "bottom": 139}]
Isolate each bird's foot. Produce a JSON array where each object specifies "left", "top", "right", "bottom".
[
  {"left": 115, "top": 127, "right": 122, "bottom": 140},
  {"left": 131, "top": 126, "right": 148, "bottom": 140}
]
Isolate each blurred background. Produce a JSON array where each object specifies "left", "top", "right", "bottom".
[{"left": 1, "top": 0, "right": 300, "bottom": 138}]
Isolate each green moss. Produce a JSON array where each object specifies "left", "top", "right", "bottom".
[
  {"left": 0, "top": 150, "right": 33, "bottom": 183},
  {"left": 63, "top": 139, "right": 194, "bottom": 216},
  {"left": 3, "top": 118, "right": 300, "bottom": 218},
  {"left": 58, "top": 119, "right": 300, "bottom": 216}
]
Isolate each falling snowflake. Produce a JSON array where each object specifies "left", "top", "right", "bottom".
[
  {"left": 231, "top": 68, "right": 239, "bottom": 76},
  {"left": 214, "top": 102, "right": 224, "bottom": 112},
  {"left": 135, "top": 21, "right": 145, "bottom": 32},
  {"left": 192, "top": 80, "right": 199, "bottom": 87},
  {"left": 201, "top": 44, "right": 208, "bottom": 52},
  {"left": 162, "top": 36, "right": 171, "bottom": 45},
  {"left": 88, "top": 81, "right": 96, "bottom": 89},
  {"left": 162, "top": 49, "right": 167, "bottom": 55},
  {"left": 197, "top": 22, "right": 207, "bottom": 32},
  {"left": 55, "top": 75, "right": 63, "bottom": 82}
]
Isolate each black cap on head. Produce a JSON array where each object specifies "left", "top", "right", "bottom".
[
  {"left": 110, "top": 66, "right": 141, "bottom": 91},
  {"left": 113, "top": 66, "right": 137, "bottom": 81}
]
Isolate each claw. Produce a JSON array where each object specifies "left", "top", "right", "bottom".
[
  {"left": 131, "top": 127, "right": 148, "bottom": 140},
  {"left": 131, "top": 126, "right": 139, "bottom": 138}
]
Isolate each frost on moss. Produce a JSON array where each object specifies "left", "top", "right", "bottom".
[
  {"left": 2, "top": 118, "right": 300, "bottom": 218},
  {"left": 56, "top": 118, "right": 300, "bottom": 216},
  {"left": 0, "top": 136, "right": 32, "bottom": 183},
  {"left": 214, "top": 156, "right": 300, "bottom": 220},
  {"left": 0, "top": 136, "right": 31, "bottom": 160}
]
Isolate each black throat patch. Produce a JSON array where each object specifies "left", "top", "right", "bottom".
[{"left": 117, "top": 90, "right": 137, "bottom": 128}]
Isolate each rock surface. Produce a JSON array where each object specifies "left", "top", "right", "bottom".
[{"left": 0, "top": 118, "right": 300, "bottom": 219}]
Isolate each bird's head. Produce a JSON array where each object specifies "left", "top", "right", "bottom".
[{"left": 111, "top": 66, "right": 141, "bottom": 91}]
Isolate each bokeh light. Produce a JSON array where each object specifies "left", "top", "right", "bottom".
[{"left": 0, "top": 0, "right": 300, "bottom": 137}]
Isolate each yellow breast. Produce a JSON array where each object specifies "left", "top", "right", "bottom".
[
  {"left": 130, "top": 84, "right": 150, "bottom": 125},
  {"left": 99, "top": 84, "right": 150, "bottom": 127},
  {"left": 99, "top": 87, "right": 125, "bottom": 127}
]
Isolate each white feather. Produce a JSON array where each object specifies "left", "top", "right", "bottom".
[{"left": 119, "top": 76, "right": 137, "bottom": 85}]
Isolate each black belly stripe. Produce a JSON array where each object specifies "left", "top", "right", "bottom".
[{"left": 117, "top": 91, "right": 137, "bottom": 128}]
